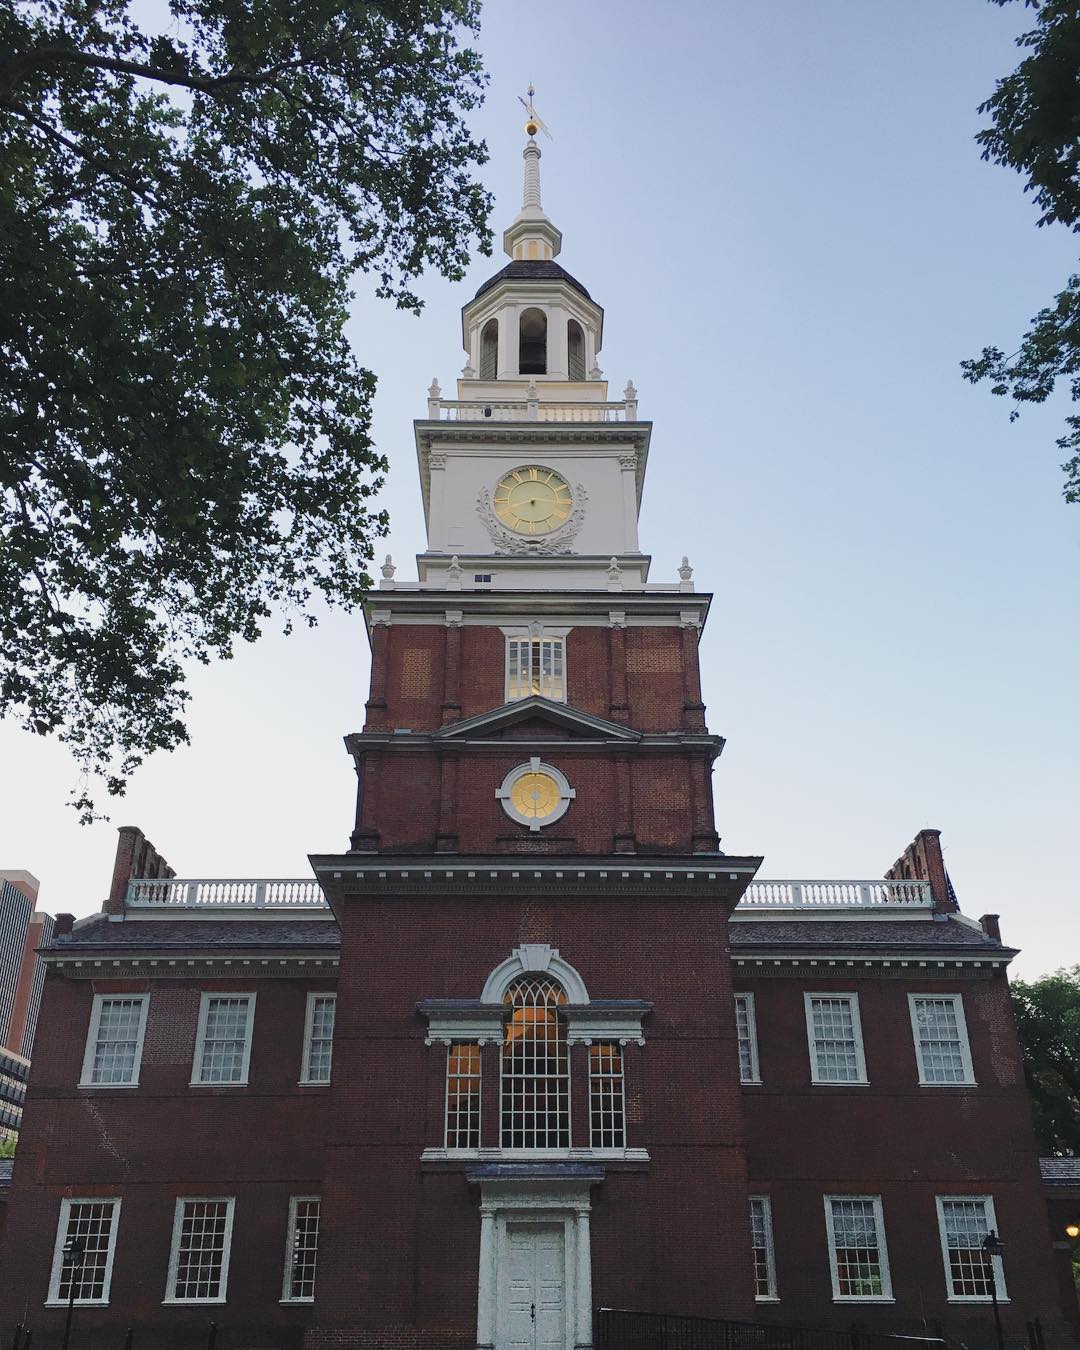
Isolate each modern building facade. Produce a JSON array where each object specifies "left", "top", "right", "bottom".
[
  {"left": 0, "top": 133, "right": 1075, "bottom": 1350},
  {"left": 0, "top": 871, "right": 53, "bottom": 1060}
]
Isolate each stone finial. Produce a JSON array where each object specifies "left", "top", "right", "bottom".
[
  {"left": 588, "top": 363, "right": 603, "bottom": 380},
  {"left": 623, "top": 380, "right": 638, "bottom": 419},
  {"left": 379, "top": 554, "right": 396, "bottom": 590},
  {"left": 526, "top": 379, "right": 539, "bottom": 420},
  {"left": 446, "top": 555, "right": 463, "bottom": 591},
  {"left": 606, "top": 556, "right": 623, "bottom": 592},
  {"left": 461, "top": 362, "right": 477, "bottom": 379},
  {"left": 678, "top": 556, "right": 694, "bottom": 592},
  {"left": 427, "top": 378, "right": 442, "bottom": 418},
  {"left": 428, "top": 378, "right": 442, "bottom": 398}
]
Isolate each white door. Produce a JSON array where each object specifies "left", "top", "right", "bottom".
[{"left": 502, "top": 1227, "right": 565, "bottom": 1350}]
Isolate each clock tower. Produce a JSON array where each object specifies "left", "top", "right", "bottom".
[{"left": 309, "top": 118, "right": 763, "bottom": 1350}]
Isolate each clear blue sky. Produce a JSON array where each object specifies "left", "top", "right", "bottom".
[{"left": 1, "top": 0, "right": 1077, "bottom": 977}]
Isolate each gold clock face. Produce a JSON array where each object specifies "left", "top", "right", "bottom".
[
  {"left": 510, "top": 771, "right": 561, "bottom": 821},
  {"left": 493, "top": 466, "right": 573, "bottom": 534}
]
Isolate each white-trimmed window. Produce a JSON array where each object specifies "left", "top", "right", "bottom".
[
  {"left": 282, "top": 1197, "right": 320, "bottom": 1302},
  {"left": 735, "top": 993, "right": 760, "bottom": 1084},
  {"left": 936, "top": 1197, "right": 1007, "bottom": 1301},
  {"left": 47, "top": 1199, "right": 121, "bottom": 1306},
  {"left": 445, "top": 1043, "right": 482, "bottom": 1148},
  {"left": 824, "top": 1196, "right": 892, "bottom": 1301},
  {"left": 909, "top": 994, "right": 975, "bottom": 1085},
  {"left": 165, "top": 1198, "right": 235, "bottom": 1303},
  {"left": 300, "top": 993, "right": 336, "bottom": 1085},
  {"left": 506, "top": 635, "right": 566, "bottom": 703},
  {"left": 589, "top": 1043, "right": 626, "bottom": 1148},
  {"left": 191, "top": 994, "right": 255, "bottom": 1085},
  {"left": 749, "top": 1196, "right": 777, "bottom": 1300},
  {"left": 805, "top": 994, "right": 867, "bottom": 1084},
  {"left": 80, "top": 995, "right": 149, "bottom": 1087}
]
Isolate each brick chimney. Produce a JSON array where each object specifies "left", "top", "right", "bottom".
[
  {"left": 885, "top": 827, "right": 956, "bottom": 914},
  {"left": 54, "top": 913, "right": 75, "bottom": 938},
  {"left": 104, "top": 825, "right": 175, "bottom": 915},
  {"left": 979, "top": 913, "right": 1002, "bottom": 943}
]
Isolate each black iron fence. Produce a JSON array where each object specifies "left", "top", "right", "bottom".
[{"left": 595, "top": 1309, "right": 949, "bottom": 1350}]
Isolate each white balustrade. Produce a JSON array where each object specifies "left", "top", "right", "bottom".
[
  {"left": 125, "top": 878, "right": 328, "bottom": 909},
  {"left": 434, "top": 399, "right": 632, "bottom": 423},
  {"left": 738, "top": 879, "right": 933, "bottom": 909}
]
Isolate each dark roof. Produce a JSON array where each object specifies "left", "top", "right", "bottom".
[
  {"left": 1040, "top": 1157, "right": 1080, "bottom": 1183},
  {"left": 730, "top": 917, "right": 1010, "bottom": 952},
  {"left": 49, "top": 914, "right": 340, "bottom": 951},
  {"left": 473, "top": 260, "right": 592, "bottom": 302}
]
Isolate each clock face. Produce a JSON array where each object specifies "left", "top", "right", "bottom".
[
  {"left": 509, "top": 771, "right": 561, "bottom": 821},
  {"left": 493, "top": 466, "right": 573, "bottom": 534}
]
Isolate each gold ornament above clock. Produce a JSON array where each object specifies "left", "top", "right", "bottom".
[{"left": 493, "top": 466, "right": 573, "bottom": 535}]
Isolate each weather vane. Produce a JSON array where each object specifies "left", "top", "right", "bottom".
[{"left": 518, "top": 84, "right": 553, "bottom": 141}]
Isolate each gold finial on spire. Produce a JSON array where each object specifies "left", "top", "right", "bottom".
[{"left": 517, "top": 84, "right": 552, "bottom": 141}]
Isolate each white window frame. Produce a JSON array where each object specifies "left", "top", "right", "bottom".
[
  {"left": 749, "top": 1195, "right": 778, "bottom": 1301},
  {"left": 79, "top": 994, "right": 149, "bottom": 1088},
  {"left": 734, "top": 993, "right": 761, "bottom": 1084},
  {"left": 281, "top": 1195, "right": 320, "bottom": 1304},
  {"left": 824, "top": 1195, "right": 894, "bottom": 1302},
  {"left": 502, "top": 626, "right": 570, "bottom": 704},
  {"left": 190, "top": 993, "right": 255, "bottom": 1086},
  {"left": 164, "top": 1197, "right": 236, "bottom": 1304},
  {"left": 299, "top": 992, "right": 336, "bottom": 1085},
  {"left": 908, "top": 993, "right": 975, "bottom": 1086},
  {"left": 804, "top": 993, "right": 868, "bottom": 1085},
  {"left": 935, "top": 1195, "right": 1008, "bottom": 1303},
  {"left": 444, "top": 1042, "right": 483, "bottom": 1149},
  {"left": 46, "top": 1197, "right": 122, "bottom": 1306}
]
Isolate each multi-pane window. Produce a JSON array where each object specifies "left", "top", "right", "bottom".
[
  {"left": 192, "top": 994, "right": 255, "bottom": 1085},
  {"left": 81, "top": 995, "right": 148, "bottom": 1086},
  {"left": 909, "top": 995, "right": 975, "bottom": 1085},
  {"left": 501, "top": 976, "right": 569, "bottom": 1148},
  {"left": 47, "top": 1199, "right": 121, "bottom": 1305},
  {"left": 301, "top": 993, "right": 336, "bottom": 1085},
  {"left": 749, "top": 1196, "right": 777, "bottom": 1299},
  {"left": 589, "top": 1043, "right": 626, "bottom": 1148},
  {"left": 446, "top": 1043, "right": 482, "bottom": 1148},
  {"left": 936, "top": 1197, "right": 1006, "bottom": 1300},
  {"left": 283, "top": 1197, "right": 320, "bottom": 1302},
  {"left": 507, "top": 636, "right": 566, "bottom": 703},
  {"left": 824, "top": 1196, "right": 892, "bottom": 1300},
  {"left": 734, "top": 994, "right": 760, "bottom": 1084},
  {"left": 805, "top": 994, "right": 867, "bottom": 1084},
  {"left": 166, "top": 1199, "right": 234, "bottom": 1302}
]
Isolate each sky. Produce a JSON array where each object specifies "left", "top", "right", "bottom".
[{"left": 1, "top": 0, "right": 1077, "bottom": 978}]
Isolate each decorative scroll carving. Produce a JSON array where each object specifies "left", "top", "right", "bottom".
[{"left": 476, "top": 483, "right": 589, "bottom": 555}]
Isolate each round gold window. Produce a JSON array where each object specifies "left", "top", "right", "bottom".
[{"left": 510, "top": 771, "right": 561, "bottom": 821}]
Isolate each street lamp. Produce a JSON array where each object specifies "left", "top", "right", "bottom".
[
  {"left": 1066, "top": 1224, "right": 1080, "bottom": 1240},
  {"left": 60, "top": 1234, "right": 87, "bottom": 1350},
  {"left": 981, "top": 1230, "right": 1006, "bottom": 1350}
]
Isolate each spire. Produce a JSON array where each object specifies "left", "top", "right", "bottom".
[{"left": 503, "top": 87, "right": 562, "bottom": 261}]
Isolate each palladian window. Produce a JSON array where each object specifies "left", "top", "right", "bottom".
[
  {"left": 519, "top": 307, "right": 547, "bottom": 375},
  {"left": 501, "top": 976, "right": 569, "bottom": 1147}
]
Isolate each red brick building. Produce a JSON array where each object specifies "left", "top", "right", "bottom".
[{"left": 0, "top": 133, "right": 1075, "bottom": 1350}]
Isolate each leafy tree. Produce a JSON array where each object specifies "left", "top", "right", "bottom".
[
  {"left": 961, "top": 0, "right": 1080, "bottom": 502},
  {"left": 0, "top": 0, "right": 492, "bottom": 817},
  {"left": 0, "top": 1131, "right": 15, "bottom": 1159},
  {"left": 1011, "top": 965, "right": 1080, "bottom": 1155}
]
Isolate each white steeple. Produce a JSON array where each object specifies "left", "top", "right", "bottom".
[{"left": 503, "top": 89, "right": 562, "bottom": 262}]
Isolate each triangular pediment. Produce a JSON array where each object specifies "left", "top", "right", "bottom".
[{"left": 434, "top": 696, "right": 640, "bottom": 743}]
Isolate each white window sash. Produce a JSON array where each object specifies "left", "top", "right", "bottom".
[
  {"left": 281, "top": 1195, "right": 320, "bottom": 1303},
  {"left": 804, "top": 993, "right": 868, "bottom": 1085},
  {"left": 191, "top": 993, "right": 255, "bottom": 1086},
  {"left": 80, "top": 995, "right": 149, "bottom": 1088},
  {"left": 735, "top": 993, "right": 761, "bottom": 1084},
  {"left": 164, "top": 1197, "right": 235, "bottom": 1304},
  {"left": 46, "top": 1198, "right": 122, "bottom": 1306},
  {"left": 749, "top": 1195, "right": 777, "bottom": 1300},
  {"left": 503, "top": 630, "right": 568, "bottom": 704},
  {"left": 300, "top": 992, "right": 336, "bottom": 1085},
  {"left": 588, "top": 1043, "right": 626, "bottom": 1149},
  {"left": 909, "top": 994, "right": 975, "bottom": 1086},
  {"left": 935, "top": 1195, "right": 1008, "bottom": 1302},
  {"left": 823, "top": 1195, "right": 893, "bottom": 1302},
  {"left": 444, "top": 1043, "right": 482, "bottom": 1149}
]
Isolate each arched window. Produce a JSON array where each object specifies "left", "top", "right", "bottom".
[
  {"left": 501, "top": 975, "right": 568, "bottom": 1147},
  {"left": 479, "top": 318, "right": 498, "bottom": 381},
  {"left": 519, "top": 307, "right": 547, "bottom": 375},
  {"left": 567, "top": 319, "right": 585, "bottom": 381}
]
